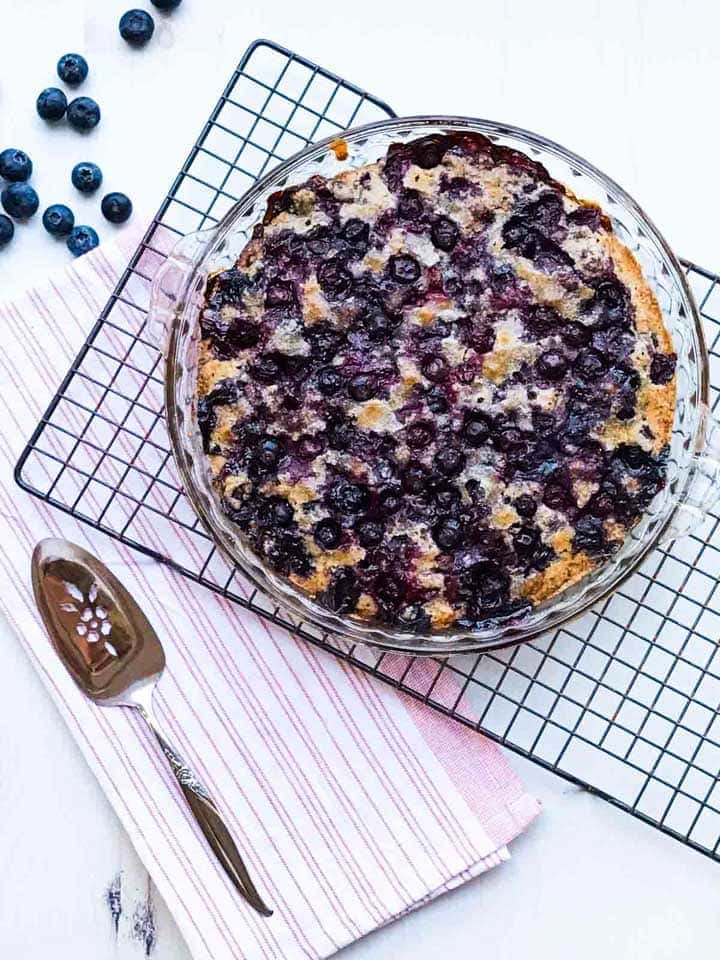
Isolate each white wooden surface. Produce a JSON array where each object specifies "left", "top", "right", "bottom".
[{"left": 1, "top": 1, "right": 720, "bottom": 956}]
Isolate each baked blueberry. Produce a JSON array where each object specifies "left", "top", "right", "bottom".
[
  {"left": 341, "top": 218, "right": 369, "bottom": 245},
  {"left": 536, "top": 350, "right": 567, "bottom": 381},
  {"left": 463, "top": 413, "right": 491, "bottom": 447},
  {"left": 421, "top": 355, "right": 447, "bottom": 382},
  {"left": 66, "top": 225, "right": 99, "bottom": 257},
  {"left": 57, "top": 53, "right": 89, "bottom": 86},
  {"left": 314, "top": 518, "right": 342, "bottom": 550},
  {"left": 101, "top": 192, "right": 133, "bottom": 223},
  {"left": 348, "top": 373, "right": 376, "bottom": 401},
  {"left": 36, "top": 88, "right": 68, "bottom": 122},
  {"left": 71, "top": 162, "right": 103, "bottom": 194},
  {"left": 433, "top": 517, "right": 463, "bottom": 550},
  {"left": 357, "top": 519, "right": 383, "bottom": 547},
  {"left": 256, "top": 436, "right": 283, "bottom": 467},
  {"left": 67, "top": 97, "right": 101, "bottom": 131},
  {"left": 389, "top": 254, "right": 421, "bottom": 283},
  {"left": 317, "top": 259, "right": 353, "bottom": 298},
  {"left": 514, "top": 494, "right": 537, "bottom": 518},
  {"left": 329, "top": 480, "right": 369, "bottom": 515},
  {"left": 0, "top": 149, "right": 32, "bottom": 182},
  {"left": 1, "top": 183, "right": 39, "bottom": 219},
  {"left": 650, "top": 353, "right": 676, "bottom": 385},
  {"left": 430, "top": 216, "right": 459, "bottom": 251},
  {"left": 324, "top": 567, "right": 360, "bottom": 613},
  {"left": 433, "top": 446, "right": 465, "bottom": 477},
  {"left": 0, "top": 215, "right": 14, "bottom": 247},
  {"left": 405, "top": 421, "right": 434, "bottom": 448},
  {"left": 42, "top": 204, "right": 75, "bottom": 237},
  {"left": 574, "top": 348, "right": 606, "bottom": 381},
  {"left": 119, "top": 9, "right": 155, "bottom": 45},
  {"left": 317, "top": 366, "right": 343, "bottom": 395}
]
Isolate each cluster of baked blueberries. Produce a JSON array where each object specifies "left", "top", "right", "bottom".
[
  {"left": 197, "top": 133, "right": 675, "bottom": 629},
  {"left": 0, "top": 1, "right": 183, "bottom": 257}
]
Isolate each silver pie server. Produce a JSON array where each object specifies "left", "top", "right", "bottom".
[{"left": 31, "top": 537, "right": 273, "bottom": 918}]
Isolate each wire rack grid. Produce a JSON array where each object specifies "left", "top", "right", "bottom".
[{"left": 15, "top": 39, "right": 720, "bottom": 865}]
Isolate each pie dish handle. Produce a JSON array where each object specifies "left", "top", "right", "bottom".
[
  {"left": 660, "top": 404, "right": 720, "bottom": 544},
  {"left": 147, "top": 228, "right": 216, "bottom": 356}
]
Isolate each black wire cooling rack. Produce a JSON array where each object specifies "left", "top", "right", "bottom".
[{"left": 15, "top": 39, "right": 720, "bottom": 864}]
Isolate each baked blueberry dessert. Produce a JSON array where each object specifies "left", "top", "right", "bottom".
[{"left": 196, "top": 133, "right": 676, "bottom": 632}]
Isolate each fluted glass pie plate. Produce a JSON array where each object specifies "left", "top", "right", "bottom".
[{"left": 149, "top": 116, "right": 720, "bottom": 656}]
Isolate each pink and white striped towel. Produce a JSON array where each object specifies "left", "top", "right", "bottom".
[{"left": 0, "top": 232, "right": 539, "bottom": 960}]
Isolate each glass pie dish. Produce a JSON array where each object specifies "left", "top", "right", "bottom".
[{"left": 149, "top": 115, "right": 720, "bottom": 656}]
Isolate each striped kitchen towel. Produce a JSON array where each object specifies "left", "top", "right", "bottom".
[{"left": 0, "top": 231, "right": 540, "bottom": 960}]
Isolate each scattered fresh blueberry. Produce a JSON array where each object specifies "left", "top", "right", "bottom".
[
  {"left": 0, "top": 215, "right": 14, "bottom": 247},
  {"left": 67, "top": 97, "right": 101, "bottom": 132},
  {"left": 1, "top": 183, "right": 39, "bottom": 219},
  {"left": 119, "top": 9, "right": 156, "bottom": 46},
  {"left": 43, "top": 204, "right": 75, "bottom": 237},
  {"left": 57, "top": 53, "right": 89, "bottom": 86},
  {"left": 151, "top": 0, "right": 182, "bottom": 8},
  {"left": 36, "top": 87, "right": 68, "bottom": 122},
  {"left": 66, "top": 224, "right": 99, "bottom": 257},
  {"left": 71, "top": 161, "right": 103, "bottom": 194},
  {"left": 0, "top": 149, "right": 33, "bottom": 182}
]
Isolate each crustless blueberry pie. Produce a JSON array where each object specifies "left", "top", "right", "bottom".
[{"left": 196, "top": 133, "right": 676, "bottom": 632}]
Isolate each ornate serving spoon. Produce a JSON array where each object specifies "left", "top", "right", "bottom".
[{"left": 31, "top": 537, "right": 273, "bottom": 918}]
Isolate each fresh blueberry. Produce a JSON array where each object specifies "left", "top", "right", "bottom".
[
  {"left": 57, "top": 53, "right": 89, "bottom": 86},
  {"left": 0, "top": 215, "right": 14, "bottom": 247},
  {"left": 42, "top": 204, "right": 75, "bottom": 237},
  {"left": 151, "top": 0, "right": 182, "bottom": 8},
  {"left": 1, "top": 183, "right": 39, "bottom": 219},
  {"left": 66, "top": 225, "right": 99, "bottom": 257},
  {"left": 0, "top": 149, "right": 33, "bottom": 182},
  {"left": 101, "top": 191, "right": 133, "bottom": 223},
  {"left": 67, "top": 97, "right": 101, "bottom": 132},
  {"left": 430, "top": 216, "right": 459, "bottom": 251},
  {"left": 36, "top": 87, "right": 68, "bottom": 122},
  {"left": 314, "top": 518, "right": 343, "bottom": 550},
  {"left": 71, "top": 162, "right": 103, "bottom": 194},
  {"left": 120, "top": 9, "right": 156, "bottom": 46}
]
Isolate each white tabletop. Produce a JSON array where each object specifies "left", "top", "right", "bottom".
[{"left": 2, "top": 0, "right": 720, "bottom": 956}]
